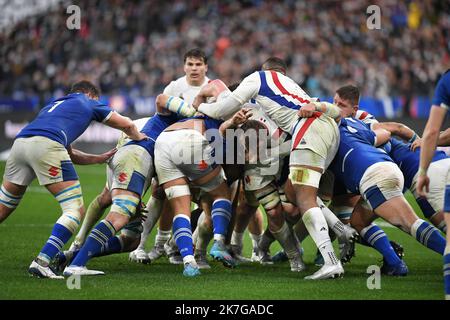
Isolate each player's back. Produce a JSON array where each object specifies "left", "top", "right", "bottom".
[
  {"left": 330, "top": 118, "right": 392, "bottom": 193},
  {"left": 17, "top": 93, "right": 112, "bottom": 148},
  {"left": 163, "top": 75, "right": 210, "bottom": 105},
  {"left": 389, "top": 138, "right": 447, "bottom": 189},
  {"left": 254, "top": 71, "right": 311, "bottom": 133},
  {"left": 126, "top": 113, "right": 180, "bottom": 157}
]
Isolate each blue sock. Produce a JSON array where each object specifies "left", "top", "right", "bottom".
[
  {"left": 211, "top": 199, "right": 232, "bottom": 240},
  {"left": 361, "top": 224, "right": 401, "bottom": 266},
  {"left": 94, "top": 236, "right": 123, "bottom": 257},
  {"left": 173, "top": 214, "right": 193, "bottom": 259},
  {"left": 38, "top": 223, "right": 73, "bottom": 264},
  {"left": 444, "top": 251, "right": 450, "bottom": 299},
  {"left": 412, "top": 219, "right": 445, "bottom": 255},
  {"left": 70, "top": 220, "right": 116, "bottom": 267}
]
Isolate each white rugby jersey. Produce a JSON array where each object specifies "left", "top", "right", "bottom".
[
  {"left": 163, "top": 75, "right": 210, "bottom": 105},
  {"left": 355, "top": 109, "right": 378, "bottom": 128},
  {"left": 198, "top": 71, "right": 311, "bottom": 134}
]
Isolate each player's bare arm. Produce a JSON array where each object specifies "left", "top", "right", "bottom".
[
  {"left": 67, "top": 145, "right": 117, "bottom": 165},
  {"left": 371, "top": 122, "right": 418, "bottom": 143},
  {"left": 411, "top": 127, "right": 450, "bottom": 151},
  {"left": 218, "top": 108, "right": 253, "bottom": 136},
  {"left": 105, "top": 112, "right": 148, "bottom": 141},
  {"left": 298, "top": 101, "right": 342, "bottom": 122},
  {"left": 417, "top": 105, "right": 448, "bottom": 196}
]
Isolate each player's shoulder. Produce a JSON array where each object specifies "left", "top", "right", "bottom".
[{"left": 163, "top": 76, "right": 187, "bottom": 94}]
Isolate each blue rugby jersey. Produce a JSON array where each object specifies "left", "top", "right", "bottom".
[
  {"left": 432, "top": 70, "right": 450, "bottom": 110},
  {"left": 388, "top": 138, "right": 447, "bottom": 190},
  {"left": 126, "top": 113, "right": 180, "bottom": 158},
  {"left": 17, "top": 93, "right": 112, "bottom": 147},
  {"left": 329, "top": 118, "right": 393, "bottom": 194}
]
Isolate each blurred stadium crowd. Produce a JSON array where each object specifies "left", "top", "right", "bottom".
[{"left": 0, "top": 0, "right": 449, "bottom": 112}]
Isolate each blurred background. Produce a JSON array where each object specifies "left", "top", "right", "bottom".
[{"left": 0, "top": 0, "right": 449, "bottom": 154}]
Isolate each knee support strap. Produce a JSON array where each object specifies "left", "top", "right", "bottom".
[
  {"left": 55, "top": 183, "right": 84, "bottom": 233},
  {"left": 164, "top": 185, "right": 191, "bottom": 200},
  {"left": 0, "top": 185, "right": 22, "bottom": 209},
  {"left": 255, "top": 185, "right": 280, "bottom": 211},
  {"left": 289, "top": 167, "right": 322, "bottom": 188},
  {"left": 111, "top": 194, "right": 140, "bottom": 217}
]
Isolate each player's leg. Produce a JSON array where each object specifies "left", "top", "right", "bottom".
[
  {"left": 64, "top": 188, "right": 138, "bottom": 276},
  {"left": 253, "top": 183, "right": 304, "bottom": 272},
  {"left": 27, "top": 138, "right": 86, "bottom": 279},
  {"left": 0, "top": 138, "right": 34, "bottom": 223},
  {"left": 289, "top": 115, "right": 343, "bottom": 279},
  {"left": 412, "top": 158, "right": 450, "bottom": 233},
  {"left": 351, "top": 198, "right": 407, "bottom": 276},
  {"left": 65, "top": 145, "right": 151, "bottom": 275},
  {"left": 193, "top": 204, "right": 213, "bottom": 269},
  {"left": 164, "top": 178, "right": 200, "bottom": 276},
  {"left": 0, "top": 180, "right": 26, "bottom": 223},
  {"left": 362, "top": 162, "right": 445, "bottom": 255},
  {"left": 70, "top": 186, "right": 112, "bottom": 252},
  {"left": 130, "top": 182, "right": 166, "bottom": 264},
  {"left": 230, "top": 189, "right": 255, "bottom": 263},
  {"left": 248, "top": 207, "right": 266, "bottom": 262},
  {"left": 195, "top": 166, "right": 236, "bottom": 268}
]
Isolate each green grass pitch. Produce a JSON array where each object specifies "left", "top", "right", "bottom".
[{"left": 0, "top": 161, "right": 445, "bottom": 300}]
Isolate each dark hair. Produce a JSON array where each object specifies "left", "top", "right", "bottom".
[
  {"left": 69, "top": 80, "right": 100, "bottom": 99},
  {"left": 228, "top": 82, "right": 240, "bottom": 91},
  {"left": 336, "top": 85, "right": 360, "bottom": 106},
  {"left": 262, "top": 57, "right": 287, "bottom": 74},
  {"left": 183, "top": 48, "right": 208, "bottom": 64}
]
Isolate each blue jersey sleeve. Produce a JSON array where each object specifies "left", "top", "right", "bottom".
[
  {"left": 432, "top": 71, "right": 450, "bottom": 110},
  {"left": 89, "top": 100, "right": 113, "bottom": 122}
]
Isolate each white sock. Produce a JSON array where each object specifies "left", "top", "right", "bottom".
[
  {"left": 437, "top": 220, "right": 447, "bottom": 234},
  {"left": 231, "top": 231, "right": 244, "bottom": 247},
  {"left": 318, "top": 197, "right": 345, "bottom": 240},
  {"left": 155, "top": 228, "right": 171, "bottom": 247},
  {"left": 302, "top": 207, "right": 339, "bottom": 265},
  {"left": 259, "top": 230, "right": 274, "bottom": 252},
  {"left": 250, "top": 232, "right": 262, "bottom": 251},
  {"left": 196, "top": 220, "right": 213, "bottom": 253},
  {"left": 271, "top": 222, "right": 299, "bottom": 259}
]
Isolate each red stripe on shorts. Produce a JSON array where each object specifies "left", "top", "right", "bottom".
[{"left": 291, "top": 115, "right": 319, "bottom": 150}]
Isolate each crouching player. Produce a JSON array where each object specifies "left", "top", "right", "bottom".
[
  {"left": 0, "top": 81, "right": 146, "bottom": 279},
  {"left": 331, "top": 117, "right": 446, "bottom": 276},
  {"left": 151, "top": 107, "right": 236, "bottom": 277},
  {"left": 63, "top": 110, "right": 178, "bottom": 276}
]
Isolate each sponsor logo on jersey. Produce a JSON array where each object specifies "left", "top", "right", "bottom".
[
  {"left": 48, "top": 166, "right": 60, "bottom": 177},
  {"left": 118, "top": 172, "right": 128, "bottom": 183}
]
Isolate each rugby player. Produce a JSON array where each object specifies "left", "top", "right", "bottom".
[
  {"left": 0, "top": 81, "right": 146, "bottom": 279},
  {"left": 416, "top": 70, "right": 450, "bottom": 299},
  {"left": 192, "top": 57, "right": 346, "bottom": 279},
  {"left": 63, "top": 104, "right": 179, "bottom": 276},
  {"left": 130, "top": 48, "right": 211, "bottom": 265},
  {"left": 330, "top": 117, "right": 446, "bottom": 276}
]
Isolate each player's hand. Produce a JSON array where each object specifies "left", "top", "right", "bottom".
[
  {"left": 192, "top": 95, "right": 205, "bottom": 110},
  {"left": 416, "top": 174, "right": 430, "bottom": 198},
  {"left": 410, "top": 138, "right": 422, "bottom": 151},
  {"left": 132, "top": 132, "right": 149, "bottom": 141},
  {"left": 231, "top": 108, "right": 253, "bottom": 126},
  {"left": 96, "top": 148, "right": 117, "bottom": 163},
  {"left": 297, "top": 103, "right": 316, "bottom": 118}
]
